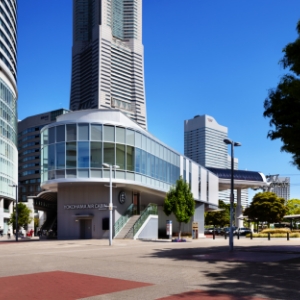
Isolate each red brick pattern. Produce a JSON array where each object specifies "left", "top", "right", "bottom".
[{"left": 0, "top": 271, "right": 152, "bottom": 300}]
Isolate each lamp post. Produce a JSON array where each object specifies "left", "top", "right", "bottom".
[
  {"left": 224, "top": 138, "right": 241, "bottom": 252},
  {"left": 9, "top": 184, "right": 18, "bottom": 242},
  {"left": 102, "top": 163, "right": 119, "bottom": 246}
]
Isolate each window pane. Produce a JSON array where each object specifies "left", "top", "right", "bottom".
[
  {"left": 56, "top": 142, "right": 65, "bottom": 169},
  {"left": 42, "top": 129, "right": 48, "bottom": 145},
  {"left": 78, "top": 124, "right": 89, "bottom": 140},
  {"left": 116, "top": 127, "right": 125, "bottom": 143},
  {"left": 142, "top": 135, "right": 147, "bottom": 150},
  {"left": 135, "top": 148, "right": 141, "bottom": 173},
  {"left": 42, "top": 145, "right": 48, "bottom": 173},
  {"left": 78, "top": 169, "right": 89, "bottom": 178},
  {"left": 141, "top": 150, "right": 146, "bottom": 175},
  {"left": 66, "top": 124, "right": 76, "bottom": 141},
  {"left": 91, "top": 124, "right": 102, "bottom": 141},
  {"left": 66, "top": 169, "right": 76, "bottom": 178},
  {"left": 91, "top": 142, "right": 102, "bottom": 168},
  {"left": 66, "top": 142, "right": 77, "bottom": 168},
  {"left": 78, "top": 142, "right": 90, "bottom": 168},
  {"left": 116, "top": 144, "right": 125, "bottom": 169},
  {"left": 56, "top": 170, "right": 65, "bottom": 179},
  {"left": 91, "top": 169, "right": 101, "bottom": 178},
  {"left": 49, "top": 127, "right": 55, "bottom": 144},
  {"left": 135, "top": 132, "right": 141, "bottom": 148},
  {"left": 103, "top": 143, "right": 115, "bottom": 165},
  {"left": 126, "top": 145, "right": 134, "bottom": 171},
  {"left": 56, "top": 125, "right": 65, "bottom": 142},
  {"left": 48, "top": 144, "right": 55, "bottom": 170},
  {"left": 104, "top": 125, "right": 115, "bottom": 142},
  {"left": 126, "top": 129, "right": 134, "bottom": 146}
]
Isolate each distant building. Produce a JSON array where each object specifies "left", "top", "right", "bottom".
[
  {"left": 184, "top": 114, "right": 248, "bottom": 207},
  {"left": 0, "top": 0, "right": 18, "bottom": 235},
  {"left": 69, "top": 0, "right": 147, "bottom": 129},
  {"left": 18, "top": 109, "right": 69, "bottom": 202},
  {"left": 266, "top": 175, "right": 290, "bottom": 201}
]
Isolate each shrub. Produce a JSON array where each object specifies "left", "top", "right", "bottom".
[{"left": 261, "top": 228, "right": 291, "bottom": 234}]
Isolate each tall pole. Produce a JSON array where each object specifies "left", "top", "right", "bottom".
[
  {"left": 229, "top": 142, "right": 234, "bottom": 252},
  {"left": 109, "top": 165, "right": 113, "bottom": 246}
]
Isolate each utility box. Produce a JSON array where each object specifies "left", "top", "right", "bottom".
[
  {"left": 192, "top": 222, "right": 198, "bottom": 239},
  {"left": 102, "top": 218, "right": 109, "bottom": 230},
  {"left": 166, "top": 220, "right": 172, "bottom": 239}
]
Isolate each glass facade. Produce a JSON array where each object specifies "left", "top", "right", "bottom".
[{"left": 41, "top": 123, "right": 180, "bottom": 189}]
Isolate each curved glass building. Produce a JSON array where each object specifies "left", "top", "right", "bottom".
[
  {"left": 39, "top": 110, "right": 219, "bottom": 239},
  {"left": 0, "top": 0, "right": 18, "bottom": 234}
]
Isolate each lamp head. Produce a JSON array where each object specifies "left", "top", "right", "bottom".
[
  {"left": 234, "top": 142, "right": 241, "bottom": 147},
  {"left": 223, "top": 138, "right": 232, "bottom": 145}
]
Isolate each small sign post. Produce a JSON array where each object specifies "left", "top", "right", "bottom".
[
  {"left": 166, "top": 220, "right": 172, "bottom": 239},
  {"left": 192, "top": 222, "right": 199, "bottom": 239}
]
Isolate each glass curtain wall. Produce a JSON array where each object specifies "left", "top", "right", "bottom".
[{"left": 41, "top": 123, "right": 180, "bottom": 187}]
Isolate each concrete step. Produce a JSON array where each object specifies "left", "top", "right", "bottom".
[{"left": 115, "top": 215, "right": 140, "bottom": 239}]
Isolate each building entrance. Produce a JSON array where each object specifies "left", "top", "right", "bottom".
[{"left": 80, "top": 219, "right": 92, "bottom": 239}]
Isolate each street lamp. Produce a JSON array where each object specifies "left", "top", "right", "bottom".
[
  {"left": 9, "top": 184, "right": 18, "bottom": 242},
  {"left": 102, "top": 163, "right": 119, "bottom": 246},
  {"left": 224, "top": 138, "right": 241, "bottom": 252}
]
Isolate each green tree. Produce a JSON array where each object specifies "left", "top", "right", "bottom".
[
  {"left": 244, "top": 192, "right": 286, "bottom": 227},
  {"left": 263, "top": 20, "right": 300, "bottom": 169},
  {"left": 205, "top": 200, "right": 230, "bottom": 227},
  {"left": 163, "top": 177, "right": 195, "bottom": 239},
  {"left": 8, "top": 203, "right": 33, "bottom": 230},
  {"left": 286, "top": 199, "right": 300, "bottom": 215}
]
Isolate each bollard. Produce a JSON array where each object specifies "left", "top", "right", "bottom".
[
  {"left": 213, "top": 229, "right": 215, "bottom": 240},
  {"left": 268, "top": 232, "right": 270, "bottom": 240},
  {"left": 287, "top": 232, "right": 290, "bottom": 241},
  {"left": 225, "top": 232, "right": 227, "bottom": 239},
  {"left": 250, "top": 232, "right": 253, "bottom": 240},
  {"left": 237, "top": 232, "right": 240, "bottom": 240}
]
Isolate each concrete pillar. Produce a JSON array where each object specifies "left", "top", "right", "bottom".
[
  {"left": 235, "top": 188, "right": 243, "bottom": 228},
  {"left": 193, "top": 202, "right": 205, "bottom": 238}
]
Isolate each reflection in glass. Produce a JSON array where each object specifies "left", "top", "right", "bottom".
[
  {"left": 78, "top": 142, "right": 90, "bottom": 168},
  {"left": 126, "top": 129, "right": 134, "bottom": 145},
  {"left": 56, "top": 142, "right": 65, "bottom": 169},
  {"left": 127, "top": 145, "right": 134, "bottom": 171},
  {"left": 104, "top": 143, "right": 115, "bottom": 165},
  {"left": 66, "top": 142, "right": 77, "bottom": 168},
  {"left": 104, "top": 125, "right": 115, "bottom": 142},
  {"left": 42, "top": 129, "right": 48, "bottom": 145},
  {"left": 67, "top": 124, "right": 76, "bottom": 141},
  {"left": 91, "top": 142, "right": 102, "bottom": 168},
  {"left": 91, "top": 124, "right": 102, "bottom": 141},
  {"left": 56, "top": 125, "right": 65, "bottom": 142},
  {"left": 78, "top": 124, "right": 89, "bottom": 140},
  {"left": 116, "top": 127, "right": 125, "bottom": 143},
  {"left": 49, "top": 127, "right": 55, "bottom": 144},
  {"left": 48, "top": 144, "right": 55, "bottom": 170},
  {"left": 116, "top": 144, "right": 125, "bottom": 169}
]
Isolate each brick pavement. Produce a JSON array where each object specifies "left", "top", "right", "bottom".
[{"left": 0, "top": 238, "right": 299, "bottom": 299}]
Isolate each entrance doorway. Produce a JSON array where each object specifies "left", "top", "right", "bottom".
[
  {"left": 133, "top": 193, "right": 140, "bottom": 215},
  {"left": 80, "top": 219, "right": 92, "bottom": 239}
]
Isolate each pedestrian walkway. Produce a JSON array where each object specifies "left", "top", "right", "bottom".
[{"left": 0, "top": 238, "right": 299, "bottom": 299}]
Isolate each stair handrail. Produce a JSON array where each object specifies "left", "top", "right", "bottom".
[
  {"left": 132, "top": 203, "right": 158, "bottom": 237},
  {"left": 114, "top": 203, "right": 134, "bottom": 237}
]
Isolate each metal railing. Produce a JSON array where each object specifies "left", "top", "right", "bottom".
[
  {"left": 132, "top": 203, "right": 158, "bottom": 237},
  {"left": 114, "top": 203, "right": 134, "bottom": 237}
]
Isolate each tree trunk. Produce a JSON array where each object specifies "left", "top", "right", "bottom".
[{"left": 178, "top": 222, "right": 182, "bottom": 240}]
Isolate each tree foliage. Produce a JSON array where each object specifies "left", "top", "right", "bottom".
[
  {"left": 205, "top": 200, "right": 230, "bottom": 227},
  {"left": 263, "top": 20, "right": 300, "bottom": 169},
  {"left": 286, "top": 199, "right": 300, "bottom": 215},
  {"left": 244, "top": 192, "right": 286, "bottom": 225},
  {"left": 8, "top": 203, "right": 33, "bottom": 230},
  {"left": 163, "top": 177, "right": 195, "bottom": 239}
]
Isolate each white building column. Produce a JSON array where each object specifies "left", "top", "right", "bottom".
[
  {"left": 26, "top": 198, "right": 35, "bottom": 234},
  {"left": 235, "top": 188, "right": 243, "bottom": 228}
]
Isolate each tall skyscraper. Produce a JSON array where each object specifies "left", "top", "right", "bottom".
[
  {"left": 70, "top": 0, "right": 147, "bottom": 129},
  {"left": 184, "top": 115, "right": 248, "bottom": 207},
  {"left": 0, "top": 0, "right": 18, "bottom": 234}
]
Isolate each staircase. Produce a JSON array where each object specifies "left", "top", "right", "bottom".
[{"left": 114, "top": 215, "right": 140, "bottom": 239}]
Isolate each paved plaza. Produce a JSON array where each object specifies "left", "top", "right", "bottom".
[{"left": 0, "top": 236, "right": 299, "bottom": 299}]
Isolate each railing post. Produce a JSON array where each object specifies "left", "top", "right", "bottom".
[
  {"left": 225, "top": 232, "right": 227, "bottom": 240},
  {"left": 250, "top": 232, "right": 253, "bottom": 240},
  {"left": 268, "top": 232, "right": 270, "bottom": 240},
  {"left": 287, "top": 232, "right": 290, "bottom": 241}
]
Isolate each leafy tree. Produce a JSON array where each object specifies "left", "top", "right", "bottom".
[
  {"left": 263, "top": 20, "right": 300, "bottom": 169},
  {"left": 205, "top": 200, "right": 230, "bottom": 227},
  {"left": 244, "top": 192, "right": 286, "bottom": 227},
  {"left": 163, "top": 177, "right": 195, "bottom": 239},
  {"left": 286, "top": 199, "right": 300, "bottom": 215},
  {"left": 8, "top": 203, "right": 33, "bottom": 230}
]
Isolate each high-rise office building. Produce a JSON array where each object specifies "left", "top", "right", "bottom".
[
  {"left": 70, "top": 0, "right": 147, "bottom": 129},
  {"left": 184, "top": 115, "right": 248, "bottom": 207},
  {"left": 0, "top": 0, "right": 18, "bottom": 234},
  {"left": 18, "top": 109, "right": 69, "bottom": 202},
  {"left": 266, "top": 175, "right": 290, "bottom": 202}
]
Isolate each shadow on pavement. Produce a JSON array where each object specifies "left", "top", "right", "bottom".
[{"left": 148, "top": 245, "right": 300, "bottom": 300}]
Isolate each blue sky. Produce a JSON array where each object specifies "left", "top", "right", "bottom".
[{"left": 17, "top": 0, "right": 300, "bottom": 199}]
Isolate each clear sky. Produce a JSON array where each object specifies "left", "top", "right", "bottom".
[{"left": 17, "top": 0, "right": 300, "bottom": 200}]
